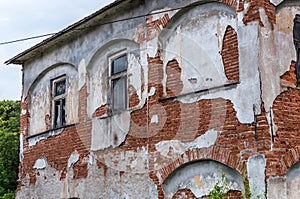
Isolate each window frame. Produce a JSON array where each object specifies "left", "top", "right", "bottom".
[
  {"left": 294, "top": 14, "right": 300, "bottom": 87},
  {"left": 51, "top": 75, "right": 67, "bottom": 128},
  {"left": 108, "top": 50, "right": 128, "bottom": 114}
]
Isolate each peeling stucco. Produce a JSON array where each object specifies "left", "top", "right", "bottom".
[{"left": 33, "top": 158, "right": 47, "bottom": 170}]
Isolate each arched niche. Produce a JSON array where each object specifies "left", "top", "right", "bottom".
[
  {"left": 27, "top": 63, "right": 79, "bottom": 135},
  {"left": 86, "top": 39, "right": 141, "bottom": 117},
  {"left": 163, "top": 159, "right": 244, "bottom": 198},
  {"left": 158, "top": 2, "right": 237, "bottom": 95},
  {"left": 286, "top": 161, "right": 300, "bottom": 198}
]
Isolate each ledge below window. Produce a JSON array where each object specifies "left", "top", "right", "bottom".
[
  {"left": 159, "top": 81, "right": 240, "bottom": 102},
  {"left": 26, "top": 123, "right": 77, "bottom": 146}
]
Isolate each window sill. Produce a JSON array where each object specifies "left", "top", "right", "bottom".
[
  {"left": 159, "top": 81, "right": 240, "bottom": 102},
  {"left": 26, "top": 123, "right": 77, "bottom": 146}
]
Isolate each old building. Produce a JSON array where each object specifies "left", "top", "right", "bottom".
[{"left": 5, "top": 0, "right": 300, "bottom": 198}]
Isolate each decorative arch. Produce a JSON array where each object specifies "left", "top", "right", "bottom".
[
  {"left": 86, "top": 38, "right": 140, "bottom": 72},
  {"left": 161, "top": 158, "right": 245, "bottom": 198},
  {"left": 286, "top": 160, "right": 300, "bottom": 198},
  {"left": 158, "top": 1, "right": 237, "bottom": 46},
  {"left": 27, "top": 62, "right": 77, "bottom": 98},
  {"left": 157, "top": 1, "right": 238, "bottom": 96},
  {"left": 155, "top": 146, "right": 244, "bottom": 184},
  {"left": 85, "top": 38, "right": 141, "bottom": 117},
  {"left": 26, "top": 62, "right": 79, "bottom": 135}
]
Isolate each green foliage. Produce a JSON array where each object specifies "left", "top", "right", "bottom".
[
  {"left": 0, "top": 190, "right": 15, "bottom": 199},
  {"left": 209, "top": 169, "right": 266, "bottom": 199},
  {"left": 0, "top": 100, "right": 20, "bottom": 199},
  {"left": 208, "top": 173, "right": 230, "bottom": 199}
]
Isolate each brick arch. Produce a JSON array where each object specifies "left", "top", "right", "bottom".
[
  {"left": 155, "top": 146, "right": 244, "bottom": 184},
  {"left": 279, "top": 148, "right": 300, "bottom": 176},
  {"left": 158, "top": 151, "right": 245, "bottom": 198},
  {"left": 158, "top": 1, "right": 237, "bottom": 46}
]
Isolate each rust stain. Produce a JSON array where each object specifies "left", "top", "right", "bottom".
[
  {"left": 194, "top": 175, "right": 205, "bottom": 188},
  {"left": 276, "top": 9, "right": 293, "bottom": 35}
]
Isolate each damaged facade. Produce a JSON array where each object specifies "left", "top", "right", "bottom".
[{"left": 6, "top": 0, "right": 300, "bottom": 198}]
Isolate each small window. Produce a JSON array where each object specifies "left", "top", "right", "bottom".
[
  {"left": 52, "top": 76, "right": 67, "bottom": 128},
  {"left": 110, "top": 54, "right": 128, "bottom": 113},
  {"left": 294, "top": 15, "right": 300, "bottom": 86}
]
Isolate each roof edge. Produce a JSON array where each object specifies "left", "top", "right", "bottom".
[{"left": 5, "top": 0, "right": 124, "bottom": 65}]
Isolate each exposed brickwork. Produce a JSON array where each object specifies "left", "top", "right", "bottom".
[
  {"left": 243, "top": 0, "right": 275, "bottom": 26},
  {"left": 221, "top": 26, "right": 240, "bottom": 82},
  {"left": 172, "top": 189, "right": 197, "bottom": 199},
  {"left": 221, "top": 0, "right": 244, "bottom": 12},
  {"left": 128, "top": 85, "right": 140, "bottom": 108},
  {"left": 166, "top": 59, "right": 183, "bottom": 97},
  {"left": 280, "top": 61, "right": 297, "bottom": 88},
  {"left": 20, "top": 97, "right": 30, "bottom": 137},
  {"left": 20, "top": 125, "right": 89, "bottom": 184},
  {"left": 92, "top": 104, "right": 108, "bottom": 117},
  {"left": 146, "top": 13, "right": 170, "bottom": 41},
  {"left": 17, "top": 1, "right": 300, "bottom": 198},
  {"left": 271, "top": 88, "right": 300, "bottom": 177}
]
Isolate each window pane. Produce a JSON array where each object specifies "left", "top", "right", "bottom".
[
  {"left": 54, "top": 100, "right": 61, "bottom": 127},
  {"left": 55, "top": 79, "right": 66, "bottom": 96},
  {"left": 112, "top": 78, "right": 126, "bottom": 111},
  {"left": 112, "top": 55, "right": 127, "bottom": 75},
  {"left": 62, "top": 98, "right": 66, "bottom": 125}
]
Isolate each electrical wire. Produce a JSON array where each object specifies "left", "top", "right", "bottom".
[{"left": 0, "top": 2, "right": 199, "bottom": 46}]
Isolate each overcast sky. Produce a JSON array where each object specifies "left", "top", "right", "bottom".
[{"left": 0, "top": 0, "right": 114, "bottom": 100}]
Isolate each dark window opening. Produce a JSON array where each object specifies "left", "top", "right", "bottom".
[
  {"left": 52, "top": 76, "right": 67, "bottom": 128},
  {"left": 54, "top": 98, "right": 66, "bottom": 127},
  {"left": 293, "top": 15, "right": 300, "bottom": 86},
  {"left": 110, "top": 54, "right": 127, "bottom": 113}
]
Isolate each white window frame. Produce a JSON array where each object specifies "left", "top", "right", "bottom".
[
  {"left": 51, "top": 75, "right": 67, "bottom": 128},
  {"left": 109, "top": 50, "right": 128, "bottom": 114}
]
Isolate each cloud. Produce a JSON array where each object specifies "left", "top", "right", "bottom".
[
  {"left": 0, "top": 17, "right": 8, "bottom": 22},
  {"left": 0, "top": 0, "right": 114, "bottom": 100}
]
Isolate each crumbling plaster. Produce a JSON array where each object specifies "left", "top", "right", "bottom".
[
  {"left": 163, "top": 160, "right": 245, "bottom": 198},
  {"left": 27, "top": 64, "right": 79, "bottom": 135},
  {"left": 17, "top": 153, "right": 158, "bottom": 199},
  {"left": 259, "top": 4, "right": 300, "bottom": 136},
  {"left": 159, "top": 3, "right": 261, "bottom": 123},
  {"left": 18, "top": 0, "right": 300, "bottom": 198}
]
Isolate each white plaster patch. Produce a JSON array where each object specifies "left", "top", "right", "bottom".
[
  {"left": 68, "top": 152, "right": 79, "bottom": 168},
  {"left": 148, "top": 87, "right": 156, "bottom": 97},
  {"left": 33, "top": 158, "right": 47, "bottom": 169},
  {"left": 88, "top": 154, "right": 93, "bottom": 165},
  {"left": 151, "top": 115, "right": 159, "bottom": 124},
  {"left": 19, "top": 133, "right": 24, "bottom": 162},
  {"left": 155, "top": 129, "right": 219, "bottom": 158},
  {"left": 128, "top": 53, "right": 142, "bottom": 101},
  {"left": 247, "top": 154, "right": 266, "bottom": 198},
  {"left": 91, "top": 111, "right": 131, "bottom": 151},
  {"left": 28, "top": 128, "right": 64, "bottom": 146},
  {"left": 155, "top": 140, "right": 185, "bottom": 158},
  {"left": 270, "top": 0, "right": 284, "bottom": 6},
  {"left": 267, "top": 177, "right": 287, "bottom": 199},
  {"left": 21, "top": 109, "right": 27, "bottom": 115},
  {"left": 78, "top": 58, "right": 86, "bottom": 90},
  {"left": 188, "top": 129, "right": 218, "bottom": 148}
]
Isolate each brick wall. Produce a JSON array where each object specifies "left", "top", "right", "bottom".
[
  {"left": 18, "top": 0, "right": 300, "bottom": 198},
  {"left": 221, "top": 26, "right": 240, "bottom": 82}
]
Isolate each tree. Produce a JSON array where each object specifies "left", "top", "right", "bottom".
[{"left": 0, "top": 100, "right": 20, "bottom": 199}]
